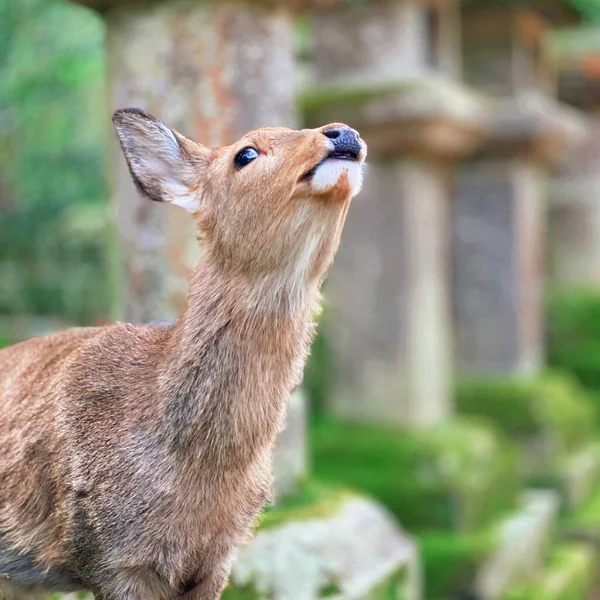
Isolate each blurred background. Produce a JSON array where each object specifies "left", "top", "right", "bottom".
[{"left": 5, "top": 0, "right": 600, "bottom": 598}]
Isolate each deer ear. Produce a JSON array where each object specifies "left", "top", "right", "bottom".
[{"left": 112, "top": 108, "right": 208, "bottom": 213}]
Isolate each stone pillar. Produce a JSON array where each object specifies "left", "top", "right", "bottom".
[
  {"left": 71, "top": 0, "right": 303, "bottom": 498},
  {"left": 75, "top": 0, "right": 297, "bottom": 323},
  {"left": 305, "top": 0, "right": 483, "bottom": 429},
  {"left": 453, "top": 1, "right": 585, "bottom": 375},
  {"left": 550, "top": 52, "right": 600, "bottom": 285}
]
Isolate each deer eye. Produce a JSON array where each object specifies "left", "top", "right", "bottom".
[{"left": 234, "top": 147, "right": 259, "bottom": 170}]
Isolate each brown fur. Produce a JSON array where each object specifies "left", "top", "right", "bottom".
[{"left": 0, "top": 109, "right": 366, "bottom": 600}]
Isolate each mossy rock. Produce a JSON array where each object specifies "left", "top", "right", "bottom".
[
  {"left": 223, "top": 566, "right": 415, "bottom": 600},
  {"left": 257, "top": 480, "right": 353, "bottom": 531},
  {"left": 455, "top": 371, "right": 597, "bottom": 484},
  {"left": 311, "top": 416, "right": 519, "bottom": 533},
  {"left": 500, "top": 543, "right": 596, "bottom": 600},
  {"left": 225, "top": 481, "right": 421, "bottom": 600}
]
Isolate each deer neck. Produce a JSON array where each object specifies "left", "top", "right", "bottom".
[{"left": 157, "top": 253, "right": 320, "bottom": 463}]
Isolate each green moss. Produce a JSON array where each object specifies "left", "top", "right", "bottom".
[
  {"left": 419, "top": 527, "right": 496, "bottom": 600},
  {"left": 547, "top": 287, "right": 600, "bottom": 422},
  {"left": 221, "top": 582, "right": 260, "bottom": 600},
  {"left": 369, "top": 566, "right": 410, "bottom": 600},
  {"left": 300, "top": 78, "right": 458, "bottom": 127},
  {"left": 456, "top": 372, "right": 596, "bottom": 447},
  {"left": 501, "top": 543, "right": 595, "bottom": 600},
  {"left": 456, "top": 372, "right": 597, "bottom": 483},
  {"left": 318, "top": 581, "right": 342, "bottom": 597},
  {"left": 257, "top": 480, "right": 353, "bottom": 532},
  {"left": 311, "top": 416, "right": 519, "bottom": 533}
]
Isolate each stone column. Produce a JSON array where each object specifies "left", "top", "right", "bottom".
[
  {"left": 454, "top": 1, "right": 585, "bottom": 375},
  {"left": 550, "top": 53, "right": 600, "bottom": 285},
  {"left": 74, "top": 0, "right": 297, "bottom": 323},
  {"left": 305, "top": 0, "right": 484, "bottom": 428}
]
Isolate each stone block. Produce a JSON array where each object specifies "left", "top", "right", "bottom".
[
  {"left": 225, "top": 486, "right": 421, "bottom": 600},
  {"left": 475, "top": 490, "right": 560, "bottom": 600}
]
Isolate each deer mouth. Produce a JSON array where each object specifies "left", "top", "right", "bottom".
[{"left": 300, "top": 149, "right": 360, "bottom": 182}]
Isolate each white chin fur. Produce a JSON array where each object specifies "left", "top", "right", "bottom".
[{"left": 311, "top": 160, "right": 363, "bottom": 197}]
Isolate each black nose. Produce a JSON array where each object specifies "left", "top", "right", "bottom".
[{"left": 324, "top": 126, "right": 363, "bottom": 160}]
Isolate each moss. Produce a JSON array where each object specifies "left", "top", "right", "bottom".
[
  {"left": 300, "top": 77, "right": 467, "bottom": 128},
  {"left": 419, "top": 527, "right": 496, "bottom": 600},
  {"left": 311, "top": 416, "right": 519, "bottom": 533},
  {"left": 501, "top": 543, "right": 595, "bottom": 600},
  {"left": 456, "top": 372, "right": 597, "bottom": 483},
  {"left": 318, "top": 581, "right": 342, "bottom": 597},
  {"left": 257, "top": 480, "right": 354, "bottom": 532},
  {"left": 300, "top": 82, "right": 400, "bottom": 125},
  {"left": 369, "top": 566, "right": 410, "bottom": 600},
  {"left": 547, "top": 287, "right": 600, "bottom": 421}
]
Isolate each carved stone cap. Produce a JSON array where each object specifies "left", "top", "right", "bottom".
[
  {"left": 480, "top": 92, "right": 587, "bottom": 162},
  {"left": 302, "top": 76, "right": 488, "bottom": 159},
  {"left": 71, "top": 0, "right": 343, "bottom": 14}
]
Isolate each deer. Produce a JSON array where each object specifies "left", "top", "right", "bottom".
[{"left": 0, "top": 108, "right": 366, "bottom": 600}]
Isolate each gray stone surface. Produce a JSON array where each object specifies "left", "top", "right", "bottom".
[
  {"left": 550, "top": 114, "right": 600, "bottom": 285},
  {"left": 452, "top": 160, "right": 544, "bottom": 374},
  {"left": 326, "top": 160, "right": 452, "bottom": 427},
  {"left": 309, "top": 0, "right": 480, "bottom": 429},
  {"left": 272, "top": 389, "right": 308, "bottom": 501},
  {"left": 312, "top": 0, "right": 459, "bottom": 84},
  {"left": 475, "top": 490, "right": 560, "bottom": 600},
  {"left": 104, "top": 0, "right": 296, "bottom": 323},
  {"left": 229, "top": 496, "right": 421, "bottom": 600}
]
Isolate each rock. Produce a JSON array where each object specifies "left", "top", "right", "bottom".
[{"left": 227, "top": 495, "right": 421, "bottom": 600}]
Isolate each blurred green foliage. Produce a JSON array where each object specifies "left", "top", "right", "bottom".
[
  {"left": 501, "top": 544, "right": 595, "bottom": 600},
  {"left": 456, "top": 373, "right": 597, "bottom": 460},
  {"left": 419, "top": 527, "right": 496, "bottom": 600},
  {"left": 0, "top": 0, "right": 110, "bottom": 324},
  {"left": 547, "top": 288, "right": 600, "bottom": 418},
  {"left": 311, "top": 416, "right": 519, "bottom": 533},
  {"left": 311, "top": 416, "right": 520, "bottom": 598}
]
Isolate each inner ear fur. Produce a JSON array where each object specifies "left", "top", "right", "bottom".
[{"left": 112, "top": 108, "right": 208, "bottom": 213}]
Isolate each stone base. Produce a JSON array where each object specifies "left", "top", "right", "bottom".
[
  {"left": 474, "top": 491, "right": 560, "bottom": 600},
  {"left": 223, "top": 484, "right": 421, "bottom": 600}
]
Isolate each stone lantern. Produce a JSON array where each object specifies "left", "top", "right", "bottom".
[
  {"left": 453, "top": 0, "right": 585, "bottom": 375},
  {"left": 304, "top": 0, "right": 486, "bottom": 428},
  {"left": 550, "top": 31, "right": 600, "bottom": 285}
]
